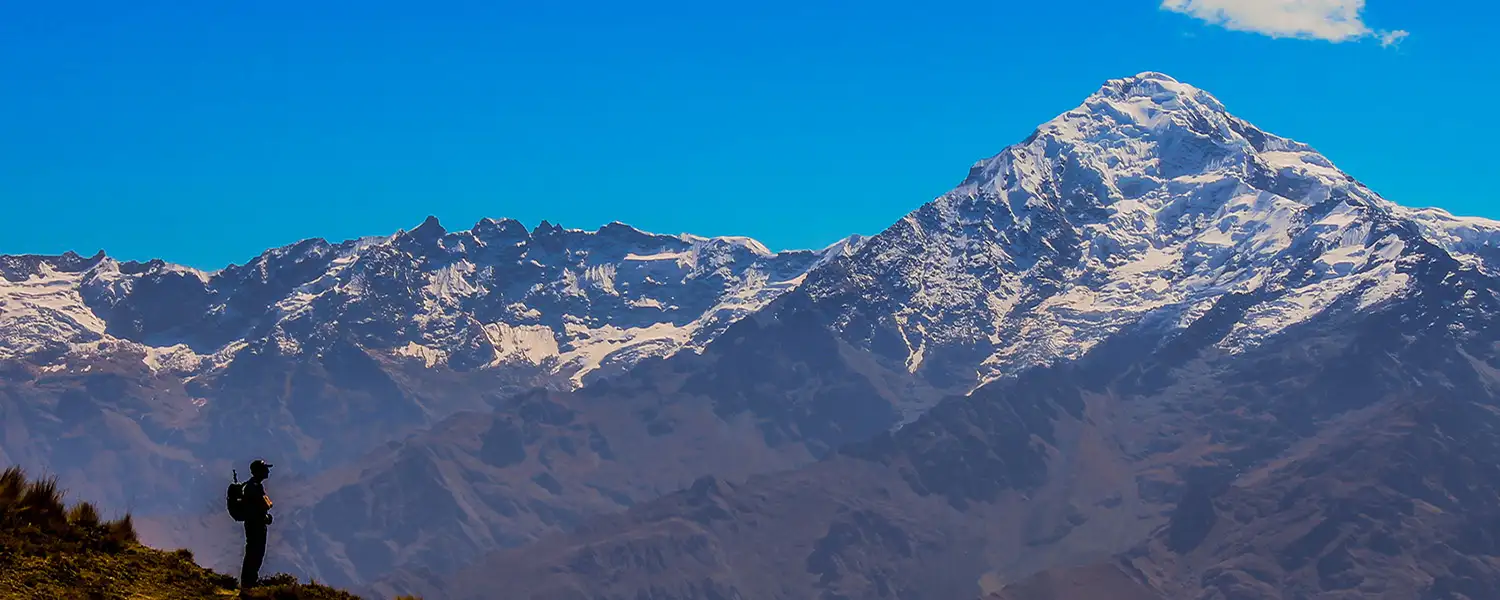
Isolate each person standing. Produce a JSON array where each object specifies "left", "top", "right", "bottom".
[{"left": 239, "top": 459, "right": 274, "bottom": 590}]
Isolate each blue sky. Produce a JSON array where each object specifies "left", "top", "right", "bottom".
[{"left": 2, "top": 0, "right": 1495, "bottom": 269}]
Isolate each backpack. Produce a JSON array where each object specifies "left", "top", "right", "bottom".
[{"left": 226, "top": 470, "right": 250, "bottom": 522}]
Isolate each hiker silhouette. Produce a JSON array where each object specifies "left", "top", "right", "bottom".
[{"left": 233, "top": 459, "right": 274, "bottom": 590}]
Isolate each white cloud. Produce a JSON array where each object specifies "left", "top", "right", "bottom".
[
  {"left": 1378, "top": 29, "right": 1410, "bottom": 47},
  {"left": 1161, "top": 0, "right": 1408, "bottom": 46}
]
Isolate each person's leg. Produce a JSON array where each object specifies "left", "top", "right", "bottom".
[{"left": 240, "top": 523, "right": 267, "bottom": 589}]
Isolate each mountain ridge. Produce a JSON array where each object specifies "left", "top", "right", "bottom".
[
  {"left": 0, "top": 217, "right": 859, "bottom": 377},
  {"left": 805, "top": 71, "right": 1500, "bottom": 394},
  {"left": 0, "top": 217, "right": 856, "bottom": 518},
  {"left": 414, "top": 227, "right": 1500, "bottom": 598},
  {"left": 343, "top": 71, "right": 1500, "bottom": 598}
]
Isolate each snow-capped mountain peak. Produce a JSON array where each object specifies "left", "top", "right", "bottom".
[{"left": 798, "top": 71, "right": 1500, "bottom": 416}]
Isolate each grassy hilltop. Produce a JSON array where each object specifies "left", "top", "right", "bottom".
[{"left": 0, "top": 466, "right": 414, "bottom": 600}]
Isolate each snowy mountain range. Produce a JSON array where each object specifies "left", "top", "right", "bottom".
[
  {"left": 1, "top": 218, "right": 861, "bottom": 386},
  {"left": 387, "top": 73, "right": 1500, "bottom": 600},
  {"left": 8, "top": 71, "right": 1500, "bottom": 598},
  {"left": 0, "top": 219, "right": 859, "bottom": 518}
]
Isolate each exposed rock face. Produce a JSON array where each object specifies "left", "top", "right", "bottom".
[{"left": 993, "top": 361, "right": 1500, "bottom": 599}]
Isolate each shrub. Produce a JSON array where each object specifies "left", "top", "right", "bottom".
[
  {"left": 16, "top": 474, "right": 69, "bottom": 536},
  {"left": 260, "top": 573, "right": 301, "bottom": 587},
  {"left": 103, "top": 513, "right": 138, "bottom": 551},
  {"left": 209, "top": 571, "right": 240, "bottom": 590},
  {"left": 68, "top": 501, "right": 101, "bottom": 528},
  {"left": 0, "top": 466, "right": 23, "bottom": 513},
  {"left": 237, "top": 572, "right": 371, "bottom": 599}
]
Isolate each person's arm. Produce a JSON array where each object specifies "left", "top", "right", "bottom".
[
  {"left": 248, "top": 482, "right": 272, "bottom": 511},
  {"left": 260, "top": 484, "right": 274, "bottom": 524}
]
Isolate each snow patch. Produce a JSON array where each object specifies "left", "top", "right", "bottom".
[
  {"left": 624, "top": 251, "right": 688, "bottom": 262},
  {"left": 482, "top": 323, "right": 560, "bottom": 366},
  {"left": 559, "top": 321, "right": 694, "bottom": 386},
  {"left": 143, "top": 344, "right": 203, "bottom": 373},
  {"left": 395, "top": 342, "right": 447, "bottom": 368}
]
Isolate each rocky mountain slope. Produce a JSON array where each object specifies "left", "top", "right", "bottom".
[
  {"left": 988, "top": 361, "right": 1500, "bottom": 600},
  {"left": 0, "top": 220, "right": 852, "bottom": 517},
  {"left": 372, "top": 72, "right": 1500, "bottom": 599},
  {"left": 419, "top": 213, "right": 1500, "bottom": 600},
  {"left": 144, "top": 294, "right": 925, "bottom": 589}
]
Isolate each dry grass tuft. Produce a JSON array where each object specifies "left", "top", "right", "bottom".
[
  {"left": 104, "top": 513, "right": 138, "bottom": 549},
  {"left": 0, "top": 466, "right": 127, "bottom": 556},
  {"left": 236, "top": 572, "right": 374, "bottom": 599},
  {"left": 0, "top": 466, "right": 23, "bottom": 511},
  {"left": 68, "top": 501, "right": 101, "bottom": 528},
  {"left": 16, "top": 474, "right": 69, "bottom": 535}
]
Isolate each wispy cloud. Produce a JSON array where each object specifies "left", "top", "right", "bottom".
[
  {"left": 1161, "top": 0, "right": 1409, "bottom": 47},
  {"left": 1377, "top": 29, "right": 1410, "bottom": 47}
]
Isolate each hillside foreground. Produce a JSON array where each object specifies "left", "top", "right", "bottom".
[{"left": 0, "top": 466, "right": 410, "bottom": 600}]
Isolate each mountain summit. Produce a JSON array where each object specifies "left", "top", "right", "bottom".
[{"left": 784, "top": 71, "right": 1500, "bottom": 419}]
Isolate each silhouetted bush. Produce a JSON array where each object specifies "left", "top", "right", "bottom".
[
  {"left": 0, "top": 466, "right": 23, "bottom": 511},
  {"left": 262, "top": 572, "right": 302, "bottom": 587},
  {"left": 103, "top": 513, "right": 138, "bottom": 551},
  {"left": 17, "top": 474, "right": 68, "bottom": 535},
  {"left": 67, "top": 500, "right": 102, "bottom": 528},
  {"left": 209, "top": 570, "right": 240, "bottom": 590},
  {"left": 238, "top": 572, "right": 371, "bottom": 599}
]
